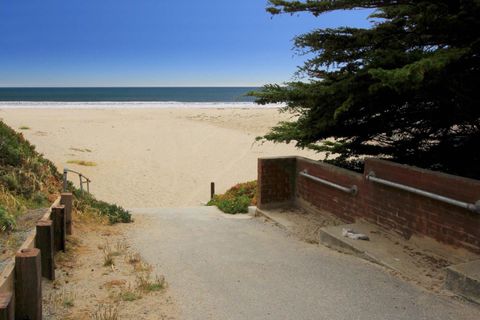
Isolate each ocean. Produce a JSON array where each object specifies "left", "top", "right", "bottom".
[
  {"left": 0, "top": 87, "right": 273, "bottom": 109},
  {"left": 0, "top": 87, "right": 259, "bottom": 102}
]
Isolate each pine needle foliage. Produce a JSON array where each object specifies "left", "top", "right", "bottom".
[{"left": 251, "top": 1, "right": 480, "bottom": 178}]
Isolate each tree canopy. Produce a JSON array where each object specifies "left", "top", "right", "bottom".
[{"left": 251, "top": 0, "right": 480, "bottom": 179}]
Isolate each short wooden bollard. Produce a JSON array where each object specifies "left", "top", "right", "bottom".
[
  {"left": 60, "top": 192, "right": 73, "bottom": 235},
  {"left": 51, "top": 205, "right": 66, "bottom": 252},
  {"left": 15, "top": 248, "right": 42, "bottom": 320},
  {"left": 0, "top": 292, "right": 14, "bottom": 320},
  {"left": 36, "top": 220, "right": 55, "bottom": 280},
  {"left": 210, "top": 182, "right": 215, "bottom": 199}
]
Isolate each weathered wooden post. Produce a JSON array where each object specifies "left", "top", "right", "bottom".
[
  {"left": 51, "top": 205, "right": 66, "bottom": 252},
  {"left": 35, "top": 220, "right": 55, "bottom": 280},
  {"left": 15, "top": 248, "right": 42, "bottom": 320},
  {"left": 60, "top": 192, "right": 73, "bottom": 235},
  {"left": 0, "top": 292, "right": 14, "bottom": 320},
  {"left": 210, "top": 182, "right": 215, "bottom": 200},
  {"left": 62, "top": 168, "right": 68, "bottom": 192}
]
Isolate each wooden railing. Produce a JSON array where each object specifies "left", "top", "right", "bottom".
[
  {"left": 63, "top": 168, "right": 91, "bottom": 193},
  {"left": 0, "top": 192, "right": 73, "bottom": 319}
]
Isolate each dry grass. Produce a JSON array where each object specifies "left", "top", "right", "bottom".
[
  {"left": 115, "top": 239, "right": 128, "bottom": 253},
  {"left": 100, "top": 239, "right": 129, "bottom": 268},
  {"left": 112, "top": 283, "right": 142, "bottom": 302},
  {"left": 55, "top": 236, "right": 81, "bottom": 267},
  {"left": 106, "top": 264, "right": 165, "bottom": 303},
  {"left": 102, "top": 242, "right": 116, "bottom": 267},
  {"left": 125, "top": 251, "right": 153, "bottom": 272},
  {"left": 136, "top": 272, "right": 166, "bottom": 293},
  {"left": 103, "top": 279, "right": 127, "bottom": 289},
  {"left": 67, "top": 159, "right": 97, "bottom": 166},
  {"left": 43, "top": 211, "right": 177, "bottom": 319},
  {"left": 62, "top": 291, "right": 75, "bottom": 308},
  {"left": 44, "top": 288, "right": 78, "bottom": 315},
  {"left": 0, "top": 185, "right": 23, "bottom": 214},
  {"left": 91, "top": 304, "right": 119, "bottom": 320},
  {"left": 133, "top": 260, "right": 153, "bottom": 273},
  {"left": 69, "top": 147, "right": 92, "bottom": 153},
  {"left": 75, "top": 207, "right": 109, "bottom": 225},
  {"left": 126, "top": 252, "right": 142, "bottom": 265}
]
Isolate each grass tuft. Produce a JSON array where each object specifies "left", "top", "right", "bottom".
[
  {"left": 136, "top": 272, "right": 166, "bottom": 292},
  {"left": 92, "top": 304, "right": 119, "bottom": 320},
  {"left": 126, "top": 252, "right": 142, "bottom": 265},
  {"left": 102, "top": 242, "right": 116, "bottom": 267},
  {"left": 118, "top": 289, "right": 142, "bottom": 302},
  {"left": 62, "top": 292, "right": 75, "bottom": 308},
  {"left": 69, "top": 147, "right": 92, "bottom": 153},
  {"left": 67, "top": 159, "right": 97, "bottom": 166},
  {"left": 0, "top": 205, "right": 16, "bottom": 232}
]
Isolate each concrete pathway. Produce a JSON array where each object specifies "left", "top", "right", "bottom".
[{"left": 126, "top": 207, "right": 479, "bottom": 320}]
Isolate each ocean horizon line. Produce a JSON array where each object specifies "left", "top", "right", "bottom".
[
  {"left": 0, "top": 101, "right": 281, "bottom": 109},
  {"left": 0, "top": 87, "right": 261, "bottom": 103},
  {"left": 0, "top": 86, "right": 262, "bottom": 88}
]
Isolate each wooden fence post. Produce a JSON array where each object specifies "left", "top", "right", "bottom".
[
  {"left": 210, "top": 182, "right": 215, "bottom": 199},
  {"left": 36, "top": 220, "right": 55, "bottom": 280},
  {"left": 0, "top": 292, "right": 14, "bottom": 320},
  {"left": 51, "top": 205, "right": 66, "bottom": 252},
  {"left": 60, "top": 193, "right": 73, "bottom": 235},
  {"left": 15, "top": 248, "right": 42, "bottom": 320}
]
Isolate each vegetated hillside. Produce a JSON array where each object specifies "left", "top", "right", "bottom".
[{"left": 0, "top": 120, "right": 131, "bottom": 232}]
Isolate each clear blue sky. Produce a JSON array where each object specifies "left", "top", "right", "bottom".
[{"left": 0, "top": 1, "right": 373, "bottom": 87}]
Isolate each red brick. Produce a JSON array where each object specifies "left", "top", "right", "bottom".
[{"left": 258, "top": 156, "right": 480, "bottom": 253}]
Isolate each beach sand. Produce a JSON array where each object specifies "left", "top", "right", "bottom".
[{"left": 0, "top": 107, "right": 320, "bottom": 208}]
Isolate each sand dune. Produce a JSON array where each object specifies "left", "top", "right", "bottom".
[{"left": 0, "top": 107, "right": 320, "bottom": 207}]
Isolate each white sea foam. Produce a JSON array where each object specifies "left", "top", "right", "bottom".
[{"left": 0, "top": 101, "right": 282, "bottom": 109}]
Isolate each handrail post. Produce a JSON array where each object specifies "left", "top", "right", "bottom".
[
  {"left": 64, "top": 168, "right": 91, "bottom": 194},
  {"left": 63, "top": 168, "right": 68, "bottom": 192}
]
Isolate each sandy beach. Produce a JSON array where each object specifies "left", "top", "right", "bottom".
[{"left": 0, "top": 106, "right": 319, "bottom": 208}]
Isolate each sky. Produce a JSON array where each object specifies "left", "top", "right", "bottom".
[{"left": 0, "top": 1, "right": 373, "bottom": 87}]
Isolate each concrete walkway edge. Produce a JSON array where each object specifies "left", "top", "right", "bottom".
[{"left": 255, "top": 207, "right": 480, "bottom": 305}]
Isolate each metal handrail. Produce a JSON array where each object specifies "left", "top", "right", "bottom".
[
  {"left": 63, "top": 168, "right": 91, "bottom": 193},
  {"left": 366, "top": 171, "right": 480, "bottom": 214},
  {"left": 299, "top": 170, "right": 358, "bottom": 195}
]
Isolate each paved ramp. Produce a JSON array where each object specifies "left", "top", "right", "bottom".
[{"left": 126, "top": 207, "right": 479, "bottom": 320}]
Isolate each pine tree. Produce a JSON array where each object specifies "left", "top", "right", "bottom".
[{"left": 251, "top": 1, "right": 480, "bottom": 178}]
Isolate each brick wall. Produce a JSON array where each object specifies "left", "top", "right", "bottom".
[
  {"left": 257, "top": 157, "right": 297, "bottom": 208},
  {"left": 257, "top": 156, "right": 480, "bottom": 254},
  {"left": 296, "top": 158, "right": 364, "bottom": 223}
]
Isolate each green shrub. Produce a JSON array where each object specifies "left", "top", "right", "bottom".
[
  {"left": 0, "top": 172, "right": 21, "bottom": 191},
  {"left": 0, "top": 122, "right": 35, "bottom": 167},
  {"left": 209, "top": 194, "right": 251, "bottom": 214},
  {"left": 1, "top": 121, "right": 62, "bottom": 203},
  {"left": 207, "top": 181, "right": 257, "bottom": 214},
  {"left": 73, "top": 189, "right": 132, "bottom": 224},
  {"left": 32, "top": 191, "right": 49, "bottom": 206},
  {"left": 0, "top": 205, "right": 16, "bottom": 232}
]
